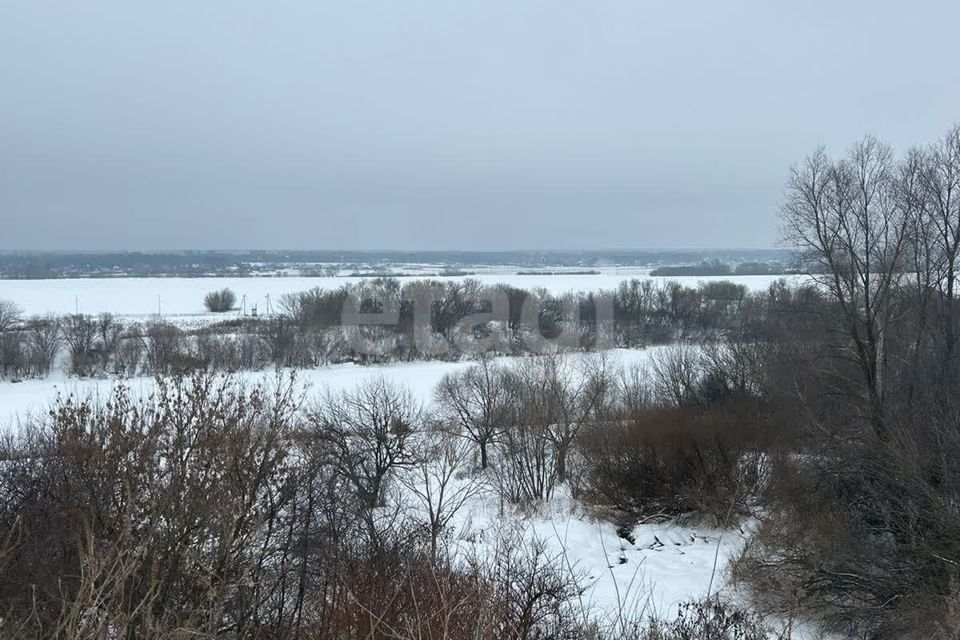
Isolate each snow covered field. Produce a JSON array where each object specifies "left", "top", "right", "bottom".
[
  {"left": 0, "top": 347, "right": 659, "bottom": 429},
  {"left": 0, "top": 271, "right": 792, "bottom": 322},
  {"left": 439, "top": 487, "right": 749, "bottom": 624}
]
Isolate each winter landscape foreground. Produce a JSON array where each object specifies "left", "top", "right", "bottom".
[{"left": 0, "top": 347, "right": 761, "bottom": 629}]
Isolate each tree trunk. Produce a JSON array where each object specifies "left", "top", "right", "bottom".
[{"left": 556, "top": 445, "right": 567, "bottom": 482}]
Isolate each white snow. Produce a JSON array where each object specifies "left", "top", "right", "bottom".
[{"left": 445, "top": 490, "right": 748, "bottom": 622}]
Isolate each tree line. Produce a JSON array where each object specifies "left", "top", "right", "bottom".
[{"left": 0, "top": 276, "right": 805, "bottom": 380}]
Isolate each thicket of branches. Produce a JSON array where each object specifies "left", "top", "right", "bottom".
[
  {"left": 0, "top": 368, "right": 777, "bottom": 639},
  {"left": 0, "top": 276, "right": 794, "bottom": 380}
]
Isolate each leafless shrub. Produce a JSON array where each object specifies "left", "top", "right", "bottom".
[
  {"left": 478, "top": 530, "right": 586, "bottom": 640},
  {"left": 616, "top": 361, "right": 656, "bottom": 414},
  {"left": 0, "top": 329, "right": 27, "bottom": 380},
  {"left": 0, "top": 373, "right": 302, "bottom": 638},
  {"left": 236, "top": 330, "right": 264, "bottom": 369},
  {"left": 697, "top": 339, "right": 769, "bottom": 406},
  {"left": 491, "top": 416, "right": 558, "bottom": 505},
  {"left": 92, "top": 312, "right": 123, "bottom": 372},
  {"left": 115, "top": 328, "right": 144, "bottom": 375},
  {"left": 642, "top": 597, "right": 774, "bottom": 640},
  {"left": 650, "top": 344, "right": 701, "bottom": 407},
  {"left": 195, "top": 329, "right": 240, "bottom": 371},
  {"left": 261, "top": 314, "right": 299, "bottom": 365},
  {"left": 61, "top": 313, "right": 97, "bottom": 375},
  {"left": 577, "top": 403, "right": 766, "bottom": 521},
  {"left": 334, "top": 547, "right": 499, "bottom": 640},
  {"left": 203, "top": 287, "right": 236, "bottom": 313},
  {"left": 308, "top": 377, "right": 422, "bottom": 547},
  {"left": 144, "top": 320, "right": 184, "bottom": 373}
]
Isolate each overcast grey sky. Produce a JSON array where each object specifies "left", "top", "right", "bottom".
[{"left": 1, "top": 0, "right": 958, "bottom": 251}]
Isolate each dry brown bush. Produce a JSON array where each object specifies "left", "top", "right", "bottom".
[{"left": 577, "top": 403, "right": 767, "bottom": 522}]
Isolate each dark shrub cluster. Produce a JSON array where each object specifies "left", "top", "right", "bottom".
[
  {"left": 203, "top": 287, "right": 237, "bottom": 312},
  {"left": 577, "top": 404, "right": 767, "bottom": 521}
]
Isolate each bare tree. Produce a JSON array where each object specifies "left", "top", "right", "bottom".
[
  {"left": 144, "top": 321, "right": 184, "bottom": 373},
  {"left": 917, "top": 125, "right": 960, "bottom": 362},
  {"left": 434, "top": 356, "right": 514, "bottom": 469},
  {"left": 0, "top": 302, "right": 24, "bottom": 378},
  {"left": 697, "top": 338, "right": 768, "bottom": 405},
  {"left": 898, "top": 146, "right": 940, "bottom": 386},
  {"left": 401, "top": 436, "right": 482, "bottom": 561},
  {"left": 492, "top": 412, "right": 557, "bottom": 504},
  {"left": 115, "top": 329, "right": 145, "bottom": 376},
  {"left": 309, "top": 378, "right": 421, "bottom": 512},
  {"left": 781, "top": 136, "right": 910, "bottom": 438},
  {"left": 203, "top": 288, "right": 236, "bottom": 313},
  {"left": 512, "top": 353, "right": 613, "bottom": 482},
  {"left": 261, "top": 315, "right": 297, "bottom": 365},
  {"left": 0, "top": 331, "right": 26, "bottom": 380},
  {"left": 0, "top": 300, "right": 21, "bottom": 335},
  {"left": 95, "top": 313, "right": 123, "bottom": 372},
  {"left": 27, "top": 315, "right": 61, "bottom": 377}
]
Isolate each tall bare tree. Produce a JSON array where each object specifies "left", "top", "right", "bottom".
[
  {"left": 919, "top": 125, "right": 960, "bottom": 361},
  {"left": 781, "top": 136, "right": 910, "bottom": 438},
  {"left": 0, "top": 300, "right": 21, "bottom": 335}
]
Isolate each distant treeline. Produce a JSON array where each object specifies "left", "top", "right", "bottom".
[
  {"left": 0, "top": 276, "right": 806, "bottom": 379},
  {"left": 514, "top": 270, "right": 601, "bottom": 276},
  {"left": 649, "top": 259, "right": 789, "bottom": 277},
  {"left": 0, "top": 249, "right": 791, "bottom": 279}
]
